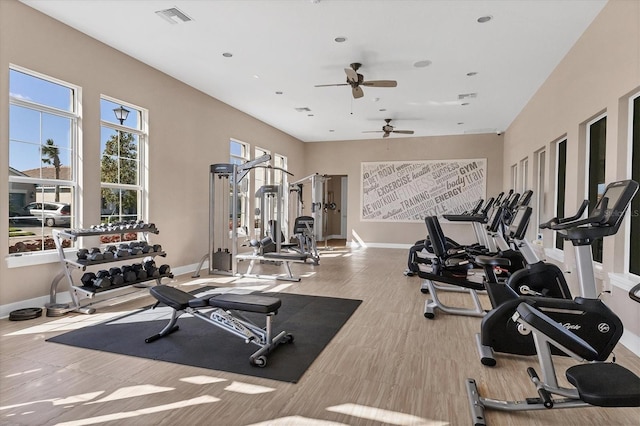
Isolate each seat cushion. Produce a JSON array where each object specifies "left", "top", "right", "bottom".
[
  {"left": 566, "top": 363, "right": 640, "bottom": 407},
  {"left": 209, "top": 293, "right": 281, "bottom": 314}
]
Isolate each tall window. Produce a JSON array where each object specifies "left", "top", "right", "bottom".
[
  {"left": 230, "top": 139, "right": 250, "bottom": 233},
  {"left": 554, "top": 139, "right": 567, "bottom": 250},
  {"left": 629, "top": 93, "right": 640, "bottom": 276},
  {"left": 274, "top": 153, "right": 289, "bottom": 239},
  {"left": 253, "top": 147, "right": 270, "bottom": 236},
  {"left": 535, "top": 149, "right": 546, "bottom": 233},
  {"left": 520, "top": 157, "right": 529, "bottom": 192},
  {"left": 586, "top": 115, "right": 606, "bottom": 263},
  {"left": 510, "top": 164, "right": 518, "bottom": 191},
  {"left": 8, "top": 67, "right": 78, "bottom": 254},
  {"left": 100, "top": 98, "right": 147, "bottom": 226}
]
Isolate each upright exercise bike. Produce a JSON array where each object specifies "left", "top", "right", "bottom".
[{"left": 466, "top": 179, "right": 640, "bottom": 424}]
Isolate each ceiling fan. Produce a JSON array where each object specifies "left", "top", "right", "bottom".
[
  {"left": 363, "top": 119, "right": 415, "bottom": 138},
  {"left": 315, "top": 62, "right": 397, "bottom": 99}
]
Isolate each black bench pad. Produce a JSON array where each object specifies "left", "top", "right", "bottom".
[
  {"left": 208, "top": 293, "right": 281, "bottom": 313},
  {"left": 566, "top": 363, "right": 640, "bottom": 407},
  {"left": 150, "top": 285, "right": 281, "bottom": 313},
  {"left": 263, "top": 252, "right": 307, "bottom": 261}
]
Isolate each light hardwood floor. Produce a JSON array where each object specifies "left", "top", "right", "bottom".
[{"left": 1, "top": 247, "right": 639, "bottom": 426}]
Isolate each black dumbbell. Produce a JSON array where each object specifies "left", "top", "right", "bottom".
[
  {"left": 109, "top": 267, "right": 125, "bottom": 286},
  {"left": 77, "top": 248, "right": 89, "bottom": 260},
  {"left": 80, "top": 272, "right": 97, "bottom": 287},
  {"left": 131, "top": 263, "right": 148, "bottom": 280},
  {"left": 87, "top": 247, "right": 104, "bottom": 261},
  {"left": 105, "top": 245, "right": 117, "bottom": 253},
  {"left": 153, "top": 244, "right": 162, "bottom": 253},
  {"left": 102, "top": 250, "right": 115, "bottom": 261},
  {"left": 130, "top": 247, "right": 142, "bottom": 255},
  {"left": 121, "top": 265, "right": 137, "bottom": 283},
  {"left": 143, "top": 259, "right": 160, "bottom": 277},
  {"left": 159, "top": 264, "right": 171, "bottom": 275},
  {"left": 116, "top": 248, "right": 130, "bottom": 258},
  {"left": 94, "top": 270, "right": 112, "bottom": 288}
]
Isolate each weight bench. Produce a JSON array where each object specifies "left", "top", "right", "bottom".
[
  {"left": 236, "top": 251, "right": 308, "bottom": 281},
  {"left": 146, "top": 285, "right": 293, "bottom": 367}
]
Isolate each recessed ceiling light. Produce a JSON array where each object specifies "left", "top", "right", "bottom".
[
  {"left": 222, "top": 52, "right": 233, "bottom": 57},
  {"left": 477, "top": 15, "right": 492, "bottom": 23},
  {"left": 414, "top": 60, "right": 432, "bottom": 68},
  {"left": 275, "top": 91, "right": 283, "bottom": 95},
  {"left": 461, "top": 102, "right": 470, "bottom": 106},
  {"left": 253, "top": 75, "right": 260, "bottom": 79},
  {"left": 329, "top": 129, "right": 335, "bottom": 132},
  {"left": 458, "top": 122, "right": 464, "bottom": 125},
  {"left": 334, "top": 36, "right": 347, "bottom": 43},
  {"left": 308, "top": 114, "right": 314, "bottom": 117},
  {"left": 466, "top": 72, "right": 478, "bottom": 76}
]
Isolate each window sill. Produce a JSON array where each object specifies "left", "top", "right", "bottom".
[
  {"left": 5, "top": 249, "right": 74, "bottom": 268},
  {"left": 608, "top": 272, "right": 640, "bottom": 292},
  {"left": 544, "top": 248, "right": 564, "bottom": 263}
]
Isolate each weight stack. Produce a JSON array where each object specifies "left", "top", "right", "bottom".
[{"left": 213, "top": 249, "right": 232, "bottom": 272}]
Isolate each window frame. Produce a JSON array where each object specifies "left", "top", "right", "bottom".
[
  {"left": 99, "top": 95, "right": 148, "bottom": 225},
  {"left": 627, "top": 91, "right": 640, "bottom": 277},
  {"left": 230, "top": 138, "right": 250, "bottom": 233},
  {"left": 8, "top": 65, "right": 80, "bottom": 263},
  {"left": 585, "top": 112, "right": 607, "bottom": 264},
  {"left": 553, "top": 138, "right": 567, "bottom": 253}
]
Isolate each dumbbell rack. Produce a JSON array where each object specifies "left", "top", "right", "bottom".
[{"left": 47, "top": 224, "right": 172, "bottom": 315}]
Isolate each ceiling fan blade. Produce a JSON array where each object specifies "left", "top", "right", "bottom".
[
  {"left": 361, "top": 80, "right": 397, "bottom": 87},
  {"left": 393, "top": 130, "right": 414, "bottom": 134},
  {"left": 344, "top": 68, "right": 359, "bottom": 83},
  {"left": 362, "top": 131, "right": 384, "bottom": 133},
  {"left": 315, "top": 83, "right": 349, "bottom": 87},
  {"left": 383, "top": 132, "right": 390, "bottom": 138},
  {"left": 352, "top": 86, "right": 364, "bottom": 99}
]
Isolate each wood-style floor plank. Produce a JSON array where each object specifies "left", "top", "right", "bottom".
[{"left": 1, "top": 246, "right": 639, "bottom": 425}]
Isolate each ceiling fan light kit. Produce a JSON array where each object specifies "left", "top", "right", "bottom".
[
  {"left": 315, "top": 62, "right": 398, "bottom": 99},
  {"left": 362, "top": 119, "right": 415, "bottom": 138}
]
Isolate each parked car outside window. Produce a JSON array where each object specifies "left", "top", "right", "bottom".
[{"left": 22, "top": 202, "right": 71, "bottom": 227}]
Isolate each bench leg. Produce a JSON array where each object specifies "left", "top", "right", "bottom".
[{"left": 146, "top": 308, "right": 182, "bottom": 343}]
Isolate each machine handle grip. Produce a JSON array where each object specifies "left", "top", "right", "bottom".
[
  {"left": 540, "top": 200, "right": 590, "bottom": 229},
  {"left": 629, "top": 283, "right": 640, "bottom": 304},
  {"left": 549, "top": 198, "right": 608, "bottom": 230}
]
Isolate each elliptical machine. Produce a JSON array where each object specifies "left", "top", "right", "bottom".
[
  {"left": 466, "top": 180, "right": 640, "bottom": 425},
  {"left": 474, "top": 179, "right": 639, "bottom": 367}
]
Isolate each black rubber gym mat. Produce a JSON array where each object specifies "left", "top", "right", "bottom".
[{"left": 46, "top": 288, "right": 362, "bottom": 383}]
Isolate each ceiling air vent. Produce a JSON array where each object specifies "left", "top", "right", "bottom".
[
  {"left": 458, "top": 93, "right": 477, "bottom": 100},
  {"left": 155, "top": 7, "right": 193, "bottom": 24}
]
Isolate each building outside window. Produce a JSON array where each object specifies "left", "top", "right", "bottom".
[
  {"left": 554, "top": 139, "right": 567, "bottom": 250},
  {"left": 586, "top": 114, "right": 606, "bottom": 263},
  {"left": 8, "top": 67, "right": 78, "bottom": 254},
  {"left": 100, "top": 97, "right": 147, "bottom": 230}
]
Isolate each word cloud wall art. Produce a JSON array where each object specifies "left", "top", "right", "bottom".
[{"left": 361, "top": 159, "right": 487, "bottom": 222}]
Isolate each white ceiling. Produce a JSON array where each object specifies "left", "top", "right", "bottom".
[{"left": 21, "top": 0, "right": 607, "bottom": 142}]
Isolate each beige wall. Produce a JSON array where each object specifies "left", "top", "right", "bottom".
[
  {"left": 304, "top": 134, "right": 504, "bottom": 246},
  {"left": 0, "top": 0, "right": 305, "bottom": 306},
  {"left": 503, "top": 0, "right": 640, "bottom": 339}
]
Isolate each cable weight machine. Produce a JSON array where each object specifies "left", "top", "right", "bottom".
[{"left": 193, "top": 154, "right": 271, "bottom": 277}]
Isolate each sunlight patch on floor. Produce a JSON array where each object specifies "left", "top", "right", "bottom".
[
  {"left": 224, "top": 381, "right": 275, "bottom": 394},
  {"left": 247, "top": 416, "right": 348, "bottom": 425},
  {"left": 326, "top": 403, "right": 448, "bottom": 426},
  {"left": 179, "top": 376, "right": 227, "bottom": 385},
  {"left": 4, "top": 311, "right": 135, "bottom": 336},
  {"left": 54, "top": 395, "right": 220, "bottom": 426}
]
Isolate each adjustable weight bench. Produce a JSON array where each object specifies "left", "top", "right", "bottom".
[{"left": 146, "top": 285, "right": 293, "bottom": 367}]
